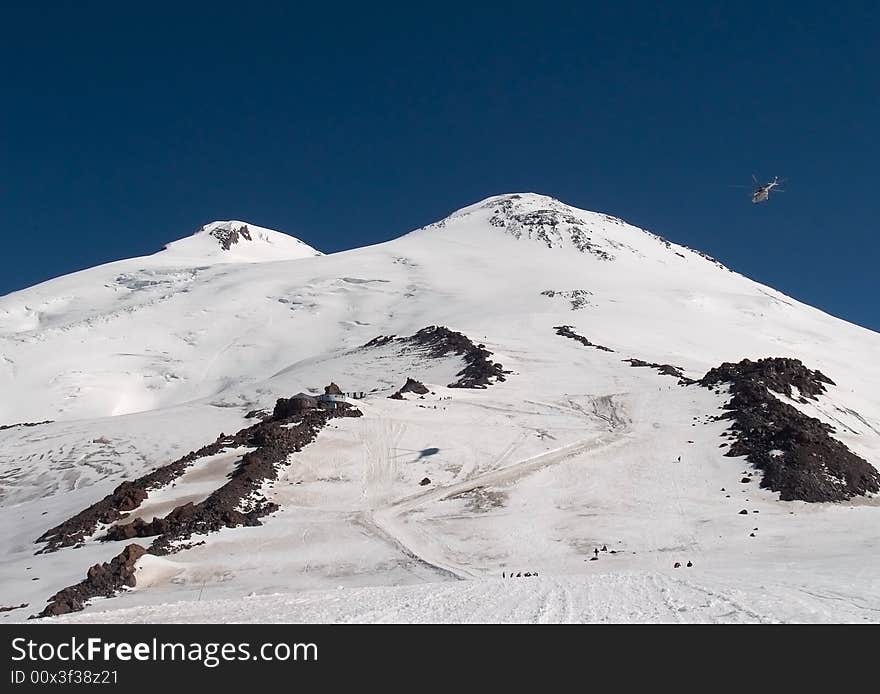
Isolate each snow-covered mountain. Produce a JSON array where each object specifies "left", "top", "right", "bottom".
[
  {"left": 162, "top": 220, "right": 323, "bottom": 263},
  {"left": 2, "top": 194, "right": 879, "bottom": 623},
  {"left": 0, "top": 220, "right": 322, "bottom": 421}
]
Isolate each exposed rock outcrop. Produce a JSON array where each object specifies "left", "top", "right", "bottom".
[
  {"left": 483, "top": 196, "right": 614, "bottom": 260},
  {"left": 37, "top": 437, "right": 234, "bottom": 553},
  {"left": 553, "top": 325, "right": 614, "bottom": 352},
  {"left": 389, "top": 377, "right": 430, "bottom": 399},
  {"left": 540, "top": 289, "right": 593, "bottom": 310},
  {"left": 0, "top": 420, "right": 53, "bottom": 431},
  {"left": 625, "top": 358, "right": 695, "bottom": 385},
  {"left": 701, "top": 357, "right": 880, "bottom": 502},
  {"left": 365, "top": 326, "right": 509, "bottom": 388},
  {"left": 33, "top": 392, "right": 364, "bottom": 616},
  {"left": 101, "top": 407, "right": 362, "bottom": 554},
  {"left": 0, "top": 603, "right": 28, "bottom": 613},
  {"left": 205, "top": 222, "right": 252, "bottom": 250},
  {"left": 553, "top": 327, "right": 695, "bottom": 384},
  {"left": 407, "top": 326, "right": 508, "bottom": 388},
  {"left": 36, "top": 544, "right": 146, "bottom": 618},
  {"left": 37, "top": 396, "right": 362, "bottom": 553}
]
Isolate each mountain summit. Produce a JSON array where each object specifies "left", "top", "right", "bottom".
[
  {"left": 160, "top": 220, "right": 322, "bottom": 263},
  {"left": 417, "top": 193, "right": 728, "bottom": 269}
]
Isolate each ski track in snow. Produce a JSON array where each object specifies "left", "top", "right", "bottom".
[{"left": 44, "top": 571, "right": 874, "bottom": 624}]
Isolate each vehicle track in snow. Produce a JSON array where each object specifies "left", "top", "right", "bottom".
[
  {"left": 368, "top": 430, "right": 634, "bottom": 580},
  {"left": 50, "top": 572, "right": 837, "bottom": 623}
]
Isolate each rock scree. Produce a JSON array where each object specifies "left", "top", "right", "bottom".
[
  {"left": 553, "top": 325, "right": 615, "bottom": 352},
  {"left": 35, "top": 544, "right": 147, "bottom": 618},
  {"left": 0, "top": 420, "right": 53, "bottom": 431},
  {"left": 624, "top": 358, "right": 696, "bottom": 385},
  {"left": 700, "top": 357, "right": 880, "bottom": 502},
  {"left": 100, "top": 408, "right": 362, "bottom": 554},
  {"left": 37, "top": 398, "right": 361, "bottom": 554},
  {"left": 33, "top": 394, "right": 363, "bottom": 616},
  {"left": 205, "top": 222, "right": 253, "bottom": 251},
  {"left": 365, "top": 326, "right": 509, "bottom": 388},
  {"left": 389, "top": 377, "right": 430, "bottom": 399}
]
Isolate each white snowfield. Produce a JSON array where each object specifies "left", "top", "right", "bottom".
[
  {"left": 2, "top": 194, "right": 879, "bottom": 624},
  {"left": 53, "top": 569, "right": 880, "bottom": 624}
]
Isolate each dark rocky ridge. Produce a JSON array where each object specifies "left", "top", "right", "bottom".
[
  {"left": 700, "top": 357, "right": 880, "bottom": 502},
  {"left": 37, "top": 398, "right": 361, "bottom": 554},
  {"left": 483, "top": 196, "right": 614, "bottom": 260},
  {"left": 551, "top": 325, "right": 876, "bottom": 502},
  {"left": 37, "top": 435, "right": 248, "bottom": 553},
  {"left": 409, "top": 326, "right": 508, "bottom": 388},
  {"left": 541, "top": 289, "right": 592, "bottom": 310},
  {"left": 104, "top": 406, "right": 361, "bottom": 554},
  {"left": 689, "top": 247, "right": 730, "bottom": 271},
  {"left": 554, "top": 327, "right": 696, "bottom": 384},
  {"left": 553, "top": 325, "right": 615, "bottom": 352},
  {"left": 0, "top": 603, "right": 28, "bottom": 613},
  {"left": 205, "top": 223, "right": 252, "bottom": 250},
  {"left": 389, "top": 377, "right": 430, "bottom": 400},
  {"left": 35, "top": 544, "right": 146, "bottom": 618},
  {"left": 33, "top": 396, "right": 362, "bottom": 617},
  {"left": 365, "top": 326, "right": 509, "bottom": 388},
  {"left": 363, "top": 335, "right": 396, "bottom": 348},
  {"left": 0, "top": 420, "right": 53, "bottom": 431},
  {"left": 625, "top": 358, "right": 696, "bottom": 385}
]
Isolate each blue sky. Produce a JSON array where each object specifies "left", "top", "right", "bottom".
[{"left": 2, "top": 1, "right": 878, "bottom": 330}]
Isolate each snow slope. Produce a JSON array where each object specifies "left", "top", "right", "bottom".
[
  {"left": 0, "top": 220, "right": 322, "bottom": 420},
  {"left": 2, "top": 194, "right": 879, "bottom": 623},
  {"left": 52, "top": 569, "right": 880, "bottom": 624}
]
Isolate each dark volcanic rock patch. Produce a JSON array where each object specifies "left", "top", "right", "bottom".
[
  {"left": 625, "top": 358, "right": 696, "bottom": 385},
  {"left": 365, "top": 326, "right": 509, "bottom": 388},
  {"left": 35, "top": 543, "right": 146, "bottom": 618},
  {"left": 363, "top": 335, "right": 396, "bottom": 348},
  {"left": 408, "top": 326, "right": 508, "bottom": 388},
  {"left": 701, "top": 357, "right": 880, "bottom": 502},
  {"left": 33, "top": 394, "right": 363, "bottom": 616},
  {"left": 540, "top": 289, "right": 592, "bottom": 310},
  {"left": 37, "top": 484, "right": 149, "bottom": 554},
  {"left": 0, "top": 603, "right": 28, "bottom": 613},
  {"left": 206, "top": 223, "right": 253, "bottom": 251},
  {"left": 102, "top": 406, "right": 361, "bottom": 555},
  {"left": 553, "top": 325, "right": 614, "bottom": 352},
  {"left": 36, "top": 434, "right": 244, "bottom": 553},
  {"left": 389, "top": 377, "right": 430, "bottom": 400},
  {"left": 553, "top": 327, "right": 696, "bottom": 384},
  {"left": 0, "top": 420, "right": 53, "bottom": 431},
  {"left": 483, "top": 197, "right": 614, "bottom": 260},
  {"left": 37, "top": 398, "right": 362, "bottom": 554},
  {"left": 689, "top": 248, "right": 730, "bottom": 272}
]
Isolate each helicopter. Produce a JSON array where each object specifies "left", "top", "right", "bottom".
[
  {"left": 750, "top": 175, "right": 784, "bottom": 203},
  {"left": 729, "top": 175, "right": 785, "bottom": 203}
]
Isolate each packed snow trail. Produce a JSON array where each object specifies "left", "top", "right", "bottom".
[{"left": 42, "top": 570, "right": 880, "bottom": 624}]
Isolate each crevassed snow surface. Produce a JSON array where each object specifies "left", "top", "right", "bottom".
[{"left": 2, "top": 195, "right": 879, "bottom": 623}]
